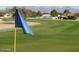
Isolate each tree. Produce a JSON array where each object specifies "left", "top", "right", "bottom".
[
  {"left": 31, "top": 11, "right": 42, "bottom": 17},
  {"left": 9, "top": 6, "right": 16, "bottom": 13},
  {"left": 64, "top": 9, "right": 70, "bottom": 13},
  {"left": 75, "top": 13, "right": 79, "bottom": 17},
  {"left": 63, "top": 9, "right": 71, "bottom": 15},
  {"left": 36, "top": 11, "right": 42, "bottom": 16},
  {"left": 0, "top": 12, "right": 4, "bottom": 17},
  {"left": 9, "top": 7, "right": 32, "bottom": 18},
  {"left": 32, "top": 11, "right": 37, "bottom": 17},
  {"left": 68, "top": 15, "right": 77, "bottom": 20},
  {"left": 50, "top": 9, "right": 58, "bottom": 17},
  {"left": 21, "top": 7, "right": 32, "bottom": 17}
]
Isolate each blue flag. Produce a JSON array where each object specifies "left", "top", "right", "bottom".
[{"left": 15, "top": 9, "right": 33, "bottom": 35}]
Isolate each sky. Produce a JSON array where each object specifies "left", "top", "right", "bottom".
[
  {"left": 0, "top": 6, "right": 12, "bottom": 10},
  {"left": 0, "top": 6, "right": 79, "bottom": 10}
]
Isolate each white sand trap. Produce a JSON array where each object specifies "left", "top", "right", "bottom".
[
  {"left": 0, "top": 22, "right": 41, "bottom": 32},
  {"left": 0, "top": 24, "right": 14, "bottom": 32},
  {"left": 27, "top": 22, "right": 41, "bottom": 26}
]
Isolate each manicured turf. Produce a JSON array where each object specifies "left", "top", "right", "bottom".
[
  {"left": 0, "top": 31, "right": 14, "bottom": 52},
  {"left": 16, "top": 19, "right": 79, "bottom": 52},
  {"left": 0, "top": 19, "right": 79, "bottom": 52}
]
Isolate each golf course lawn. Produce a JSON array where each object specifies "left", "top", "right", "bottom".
[
  {"left": 0, "top": 31, "right": 14, "bottom": 52},
  {"left": 1, "top": 19, "right": 79, "bottom": 52}
]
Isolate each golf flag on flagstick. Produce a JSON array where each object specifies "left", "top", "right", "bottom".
[{"left": 15, "top": 9, "right": 33, "bottom": 35}]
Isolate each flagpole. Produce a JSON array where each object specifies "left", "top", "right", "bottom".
[
  {"left": 13, "top": 7, "right": 17, "bottom": 52},
  {"left": 13, "top": 8, "right": 33, "bottom": 52},
  {"left": 14, "top": 26, "right": 16, "bottom": 52}
]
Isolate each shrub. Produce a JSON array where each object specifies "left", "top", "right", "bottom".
[{"left": 68, "top": 16, "right": 77, "bottom": 20}]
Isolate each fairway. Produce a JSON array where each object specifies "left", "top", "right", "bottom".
[
  {"left": 16, "top": 19, "right": 79, "bottom": 52},
  {"left": 0, "top": 19, "right": 79, "bottom": 52}
]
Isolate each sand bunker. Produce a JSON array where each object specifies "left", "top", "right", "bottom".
[
  {"left": 0, "top": 24, "right": 14, "bottom": 32},
  {"left": 27, "top": 22, "right": 41, "bottom": 26},
  {"left": 0, "top": 22, "right": 41, "bottom": 32}
]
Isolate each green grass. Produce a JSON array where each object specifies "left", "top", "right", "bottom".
[
  {"left": 2, "top": 18, "right": 14, "bottom": 21},
  {"left": 0, "top": 31, "right": 14, "bottom": 52},
  {"left": 16, "top": 19, "right": 79, "bottom": 52},
  {"left": 1, "top": 19, "right": 79, "bottom": 52}
]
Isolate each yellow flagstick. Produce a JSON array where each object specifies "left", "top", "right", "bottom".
[
  {"left": 14, "top": 27, "right": 16, "bottom": 52},
  {"left": 14, "top": 7, "right": 17, "bottom": 52}
]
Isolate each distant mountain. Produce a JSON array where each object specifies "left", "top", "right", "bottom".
[
  {"left": 58, "top": 7, "right": 79, "bottom": 13},
  {"left": 26, "top": 6, "right": 79, "bottom": 13}
]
